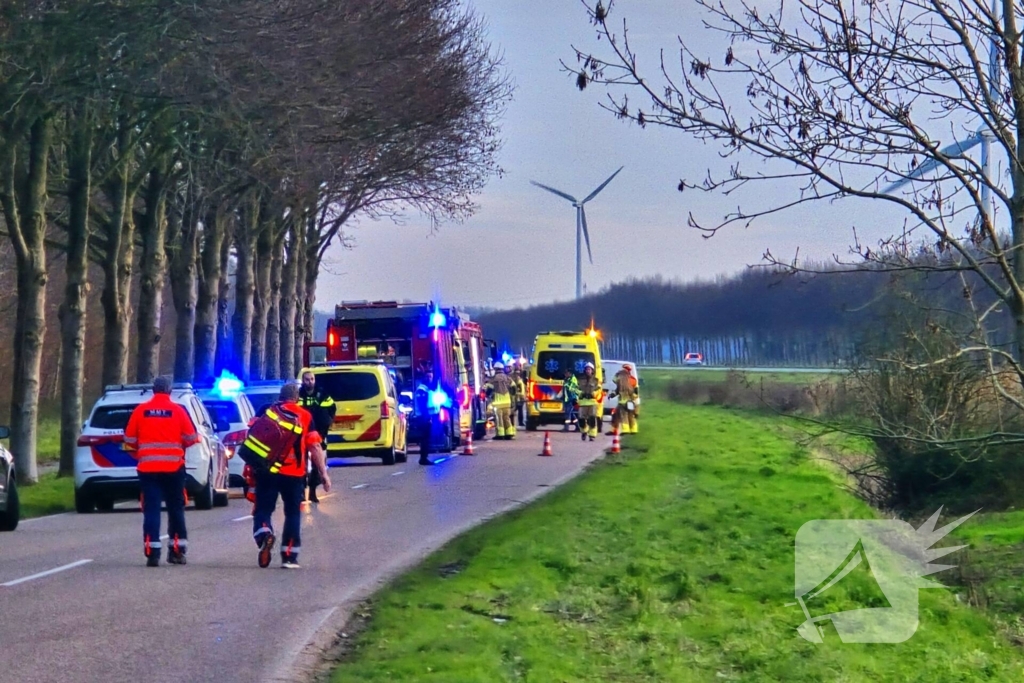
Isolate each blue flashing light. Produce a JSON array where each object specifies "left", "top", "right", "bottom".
[
  {"left": 501, "top": 352, "right": 513, "bottom": 365},
  {"left": 214, "top": 371, "right": 243, "bottom": 398},
  {"left": 429, "top": 309, "right": 447, "bottom": 328},
  {"left": 429, "top": 389, "right": 451, "bottom": 410}
]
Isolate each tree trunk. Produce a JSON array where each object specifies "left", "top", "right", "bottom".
[
  {"left": 58, "top": 117, "right": 91, "bottom": 478},
  {"left": 303, "top": 247, "right": 319, "bottom": 354},
  {"left": 231, "top": 194, "right": 260, "bottom": 381},
  {"left": 215, "top": 213, "right": 236, "bottom": 376},
  {"left": 194, "top": 205, "right": 224, "bottom": 383},
  {"left": 249, "top": 216, "right": 273, "bottom": 380},
  {"left": 0, "top": 118, "right": 52, "bottom": 484},
  {"left": 293, "top": 219, "right": 309, "bottom": 373},
  {"left": 135, "top": 167, "right": 168, "bottom": 382},
  {"left": 101, "top": 125, "right": 137, "bottom": 387},
  {"left": 280, "top": 222, "right": 299, "bottom": 380},
  {"left": 265, "top": 224, "right": 285, "bottom": 379},
  {"left": 170, "top": 198, "right": 199, "bottom": 382}
]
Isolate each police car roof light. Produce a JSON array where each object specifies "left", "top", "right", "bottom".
[{"left": 104, "top": 382, "right": 194, "bottom": 393}]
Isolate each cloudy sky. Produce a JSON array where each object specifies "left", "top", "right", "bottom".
[{"left": 315, "top": 0, "right": 907, "bottom": 311}]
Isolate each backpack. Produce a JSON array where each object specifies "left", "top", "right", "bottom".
[{"left": 237, "top": 402, "right": 303, "bottom": 475}]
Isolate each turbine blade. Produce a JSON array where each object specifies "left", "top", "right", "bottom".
[
  {"left": 580, "top": 206, "right": 593, "bottom": 264},
  {"left": 582, "top": 166, "right": 624, "bottom": 204},
  {"left": 884, "top": 136, "right": 983, "bottom": 192},
  {"left": 530, "top": 180, "right": 578, "bottom": 203}
]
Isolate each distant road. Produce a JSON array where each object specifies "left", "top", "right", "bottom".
[{"left": 639, "top": 366, "right": 848, "bottom": 373}]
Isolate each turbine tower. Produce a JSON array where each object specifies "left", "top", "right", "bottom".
[
  {"left": 531, "top": 167, "right": 624, "bottom": 299},
  {"left": 884, "top": 0, "right": 1000, "bottom": 223}
]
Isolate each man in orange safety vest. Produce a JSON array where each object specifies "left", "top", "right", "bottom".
[{"left": 124, "top": 376, "right": 200, "bottom": 567}]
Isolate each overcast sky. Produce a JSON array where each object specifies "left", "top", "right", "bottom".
[{"left": 315, "top": 0, "right": 907, "bottom": 312}]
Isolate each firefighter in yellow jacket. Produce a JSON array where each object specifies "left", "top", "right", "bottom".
[
  {"left": 610, "top": 364, "right": 639, "bottom": 434},
  {"left": 486, "top": 362, "right": 515, "bottom": 440},
  {"left": 577, "top": 362, "right": 602, "bottom": 442}
]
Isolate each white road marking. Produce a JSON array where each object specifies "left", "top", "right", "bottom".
[
  {"left": 391, "top": 471, "right": 405, "bottom": 476},
  {"left": 351, "top": 484, "right": 367, "bottom": 489},
  {"left": 2, "top": 559, "right": 93, "bottom": 588},
  {"left": 232, "top": 515, "right": 253, "bottom": 522}
]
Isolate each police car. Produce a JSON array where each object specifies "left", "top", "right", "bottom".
[
  {"left": 74, "top": 383, "right": 230, "bottom": 513},
  {"left": 196, "top": 375, "right": 256, "bottom": 489}
]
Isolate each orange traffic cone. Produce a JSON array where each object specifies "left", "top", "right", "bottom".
[
  {"left": 610, "top": 428, "right": 621, "bottom": 454},
  {"left": 462, "top": 431, "right": 476, "bottom": 455},
  {"left": 540, "top": 431, "right": 553, "bottom": 457}
]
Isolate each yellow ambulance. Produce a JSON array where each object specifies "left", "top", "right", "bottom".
[{"left": 525, "top": 329, "right": 604, "bottom": 431}]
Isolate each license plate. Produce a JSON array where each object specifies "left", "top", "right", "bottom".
[
  {"left": 542, "top": 402, "right": 562, "bottom": 411},
  {"left": 337, "top": 422, "right": 357, "bottom": 431}
]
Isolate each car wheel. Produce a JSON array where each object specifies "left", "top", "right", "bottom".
[
  {"left": 381, "top": 445, "right": 397, "bottom": 466},
  {"left": 214, "top": 489, "right": 229, "bottom": 507},
  {"left": 0, "top": 477, "right": 19, "bottom": 531},
  {"left": 74, "top": 488, "right": 94, "bottom": 514},
  {"left": 194, "top": 464, "right": 215, "bottom": 510},
  {"left": 395, "top": 447, "right": 408, "bottom": 464},
  {"left": 96, "top": 498, "right": 115, "bottom": 512},
  {"left": 526, "top": 418, "right": 539, "bottom": 432}
]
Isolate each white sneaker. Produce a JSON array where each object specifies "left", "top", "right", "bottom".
[{"left": 282, "top": 561, "right": 301, "bottom": 569}]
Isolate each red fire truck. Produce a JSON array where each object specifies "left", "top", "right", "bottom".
[{"left": 304, "top": 301, "right": 493, "bottom": 449}]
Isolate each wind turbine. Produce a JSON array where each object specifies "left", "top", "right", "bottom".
[
  {"left": 884, "top": 0, "right": 1000, "bottom": 223},
  {"left": 531, "top": 167, "right": 624, "bottom": 300}
]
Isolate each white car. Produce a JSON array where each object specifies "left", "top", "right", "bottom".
[
  {"left": 74, "top": 383, "right": 230, "bottom": 513},
  {"left": 197, "top": 386, "right": 256, "bottom": 489},
  {"left": 602, "top": 360, "right": 640, "bottom": 418},
  {"left": 683, "top": 352, "right": 704, "bottom": 366}
]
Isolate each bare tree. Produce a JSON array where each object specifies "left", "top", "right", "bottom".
[{"left": 571, "top": 0, "right": 1024, "bottom": 413}]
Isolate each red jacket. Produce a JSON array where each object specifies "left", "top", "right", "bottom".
[
  {"left": 273, "top": 401, "right": 322, "bottom": 478},
  {"left": 124, "top": 394, "right": 200, "bottom": 474}
]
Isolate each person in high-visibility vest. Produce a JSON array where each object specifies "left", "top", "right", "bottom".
[
  {"left": 123, "top": 377, "right": 201, "bottom": 567},
  {"left": 610, "top": 364, "right": 639, "bottom": 434},
  {"left": 252, "top": 382, "right": 332, "bottom": 569},
  {"left": 577, "top": 362, "right": 602, "bottom": 442},
  {"left": 510, "top": 366, "right": 527, "bottom": 428},
  {"left": 299, "top": 370, "right": 336, "bottom": 503},
  {"left": 486, "top": 362, "right": 515, "bottom": 439}
]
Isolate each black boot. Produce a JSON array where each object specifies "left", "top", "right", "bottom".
[
  {"left": 419, "top": 457, "right": 435, "bottom": 466},
  {"left": 309, "top": 489, "right": 319, "bottom": 504},
  {"left": 168, "top": 549, "right": 187, "bottom": 565},
  {"left": 146, "top": 549, "right": 160, "bottom": 568}
]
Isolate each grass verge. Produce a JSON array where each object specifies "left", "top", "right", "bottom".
[
  {"left": 19, "top": 472, "right": 75, "bottom": 518},
  {"left": 329, "top": 400, "right": 1020, "bottom": 682}
]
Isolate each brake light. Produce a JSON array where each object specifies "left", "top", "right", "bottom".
[
  {"left": 380, "top": 400, "right": 391, "bottom": 418},
  {"left": 223, "top": 429, "right": 247, "bottom": 447},
  {"left": 528, "top": 381, "right": 540, "bottom": 401}
]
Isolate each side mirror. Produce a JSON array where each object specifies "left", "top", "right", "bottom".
[{"left": 0, "top": 426, "right": 9, "bottom": 440}]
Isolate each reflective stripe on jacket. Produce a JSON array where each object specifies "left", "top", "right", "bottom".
[
  {"left": 124, "top": 394, "right": 199, "bottom": 474},
  {"left": 269, "top": 402, "right": 322, "bottom": 478},
  {"left": 577, "top": 375, "right": 602, "bottom": 406}
]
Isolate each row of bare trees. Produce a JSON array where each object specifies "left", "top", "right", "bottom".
[{"left": 0, "top": 0, "right": 510, "bottom": 483}]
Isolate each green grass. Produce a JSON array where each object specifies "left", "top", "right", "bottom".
[
  {"left": 18, "top": 472, "right": 75, "bottom": 518},
  {"left": 330, "top": 401, "right": 1022, "bottom": 682},
  {"left": 36, "top": 414, "right": 61, "bottom": 465}
]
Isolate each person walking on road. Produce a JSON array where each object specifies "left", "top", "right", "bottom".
[
  {"left": 610, "top": 364, "right": 639, "bottom": 434},
  {"left": 298, "top": 370, "right": 336, "bottom": 504},
  {"left": 251, "top": 382, "right": 332, "bottom": 569},
  {"left": 123, "top": 376, "right": 200, "bottom": 568},
  {"left": 577, "top": 362, "right": 602, "bottom": 442},
  {"left": 486, "top": 362, "right": 515, "bottom": 439},
  {"left": 562, "top": 368, "right": 579, "bottom": 432},
  {"left": 511, "top": 365, "right": 527, "bottom": 428}
]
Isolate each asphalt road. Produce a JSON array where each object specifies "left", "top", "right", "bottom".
[{"left": 0, "top": 429, "right": 604, "bottom": 683}]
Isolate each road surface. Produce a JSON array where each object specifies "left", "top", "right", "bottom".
[{"left": 0, "top": 429, "right": 604, "bottom": 683}]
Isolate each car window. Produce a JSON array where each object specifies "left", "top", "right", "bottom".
[
  {"left": 536, "top": 351, "right": 596, "bottom": 381},
  {"left": 245, "top": 390, "right": 280, "bottom": 415},
  {"left": 89, "top": 405, "right": 137, "bottom": 430},
  {"left": 316, "top": 372, "right": 382, "bottom": 402},
  {"left": 202, "top": 400, "right": 242, "bottom": 425}
]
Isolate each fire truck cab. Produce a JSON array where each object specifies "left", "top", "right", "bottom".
[{"left": 304, "top": 301, "right": 491, "bottom": 452}]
